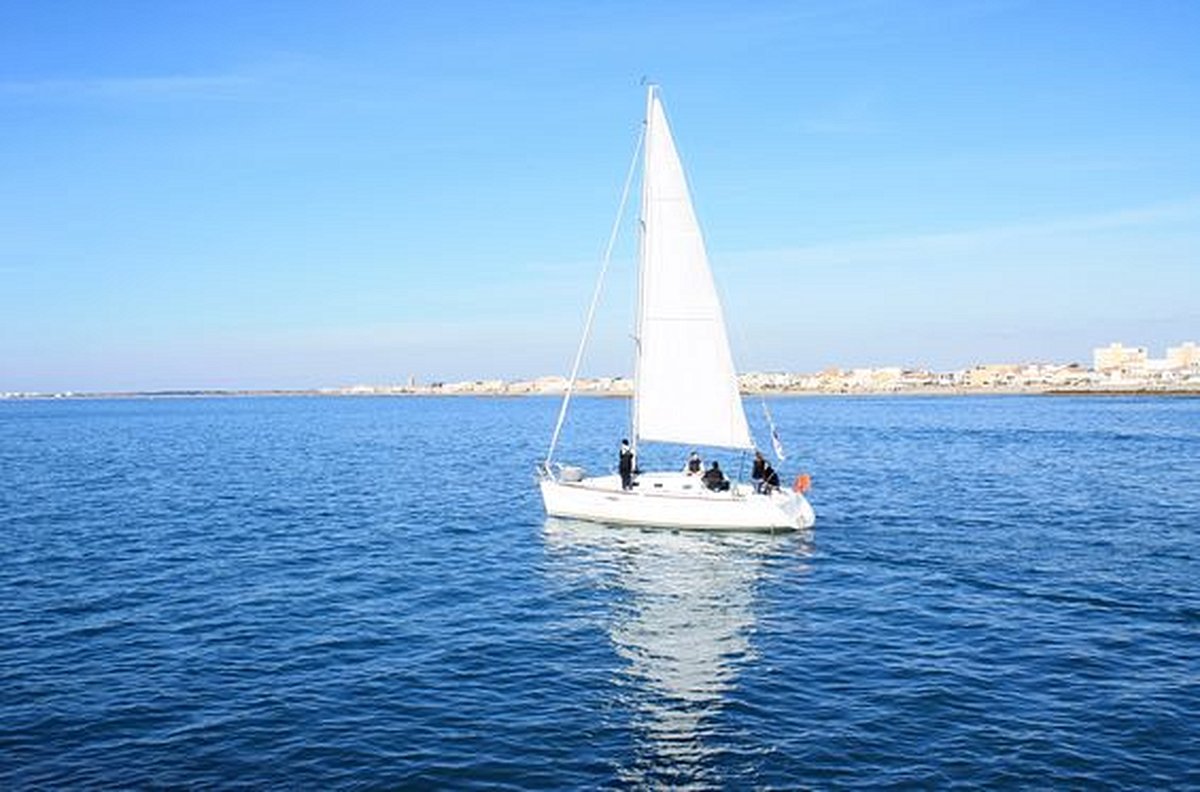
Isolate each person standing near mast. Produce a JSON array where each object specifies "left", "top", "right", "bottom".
[{"left": 619, "top": 439, "right": 635, "bottom": 490}]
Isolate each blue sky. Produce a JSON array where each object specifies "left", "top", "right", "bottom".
[{"left": 2, "top": 1, "right": 1197, "bottom": 391}]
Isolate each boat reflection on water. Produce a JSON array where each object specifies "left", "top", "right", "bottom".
[{"left": 542, "top": 518, "right": 812, "bottom": 787}]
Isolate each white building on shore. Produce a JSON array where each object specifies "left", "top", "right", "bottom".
[
  {"left": 1093, "top": 343, "right": 1148, "bottom": 373},
  {"left": 1092, "top": 341, "right": 1200, "bottom": 385},
  {"left": 1167, "top": 342, "right": 1200, "bottom": 370}
]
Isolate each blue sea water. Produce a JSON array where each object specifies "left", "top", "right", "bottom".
[{"left": 1, "top": 394, "right": 1197, "bottom": 789}]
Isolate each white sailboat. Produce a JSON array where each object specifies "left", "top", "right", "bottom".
[{"left": 538, "top": 86, "right": 816, "bottom": 532}]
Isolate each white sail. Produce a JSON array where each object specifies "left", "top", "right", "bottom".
[{"left": 634, "top": 88, "right": 754, "bottom": 450}]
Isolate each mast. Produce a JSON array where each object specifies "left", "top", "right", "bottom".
[{"left": 631, "top": 84, "right": 655, "bottom": 458}]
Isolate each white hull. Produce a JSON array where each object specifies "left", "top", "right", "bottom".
[{"left": 539, "top": 471, "right": 815, "bottom": 532}]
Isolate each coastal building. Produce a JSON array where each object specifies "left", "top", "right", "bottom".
[
  {"left": 931, "top": 371, "right": 959, "bottom": 388},
  {"left": 530, "top": 375, "right": 568, "bottom": 393},
  {"left": 963, "top": 364, "right": 1022, "bottom": 388},
  {"left": 1093, "top": 343, "right": 1148, "bottom": 373},
  {"left": 816, "top": 367, "right": 846, "bottom": 392},
  {"left": 439, "top": 379, "right": 507, "bottom": 394},
  {"left": 899, "top": 369, "right": 939, "bottom": 388},
  {"left": 870, "top": 367, "right": 904, "bottom": 391},
  {"left": 576, "top": 376, "right": 631, "bottom": 394},
  {"left": 1042, "top": 363, "right": 1091, "bottom": 388},
  {"left": 741, "top": 371, "right": 795, "bottom": 391},
  {"left": 1166, "top": 342, "right": 1200, "bottom": 370}
]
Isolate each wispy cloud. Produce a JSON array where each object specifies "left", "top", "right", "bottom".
[
  {"left": 0, "top": 72, "right": 254, "bottom": 100},
  {"left": 0, "top": 57, "right": 312, "bottom": 102},
  {"left": 726, "top": 197, "right": 1200, "bottom": 270}
]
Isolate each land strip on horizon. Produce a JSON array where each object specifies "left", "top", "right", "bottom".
[{"left": 5, "top": 364, "right": 1199, "bottom": 401}]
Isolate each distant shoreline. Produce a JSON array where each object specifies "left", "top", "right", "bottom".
[{"left": 3, "top": 386, "right": 1198, "bottom": 401}]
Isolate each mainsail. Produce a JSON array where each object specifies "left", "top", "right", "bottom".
[{"left": 634, "top": 87, "right": 754, "bottom": 451}]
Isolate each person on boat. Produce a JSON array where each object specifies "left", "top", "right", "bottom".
[
  {"left": 761, "top": 461, "right": 781, "bottom": 494},
  {"left": 619, "top": 439, "right": 635, "bottom": 490},
  {"left": 702, "top": 461, "right": 729, "bottom": 492},
  {"left": 752, "top": 450, "right": 767, "bottom": 492},
  {"left": 684, "top": 451, "right": 702, "bottom": 475}
]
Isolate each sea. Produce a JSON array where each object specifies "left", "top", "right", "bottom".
[{"left": 1, "top": 394, "right": 1197, "bottom": 789}]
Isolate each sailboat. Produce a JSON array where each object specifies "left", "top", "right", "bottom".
[{"left": 538, "top": 86, "right": 816, "bottom": 532}]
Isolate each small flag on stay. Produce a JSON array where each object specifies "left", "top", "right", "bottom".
[{"left": 771, "top": 428, "right": 787, "bottom": 461}]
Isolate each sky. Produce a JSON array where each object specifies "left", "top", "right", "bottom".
[{"left": 1, "top": 0, "right": 1197, "bottom": 392}]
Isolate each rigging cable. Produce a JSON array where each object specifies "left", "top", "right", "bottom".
[{"left": 544, "top": 123, "right": 646, "bottom": 469}]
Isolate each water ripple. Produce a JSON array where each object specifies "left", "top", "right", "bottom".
[{"left": 1, "top": 395, "right": 1198, "bottom": 788}]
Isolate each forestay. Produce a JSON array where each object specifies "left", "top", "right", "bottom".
[{"left": 634, "top": 89, "right": 754, "bottom": 451}]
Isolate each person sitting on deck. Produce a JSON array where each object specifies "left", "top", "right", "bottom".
[
  {"left": 752, "top": 450, "right": 767, "bottom": 492},
  {"left": 684, "top": 451, "right": 702, "bottom": 475},
  {"left": 761, "top": 461, "right": 781, "bottom": 494},
  {"left": 702, "top": 461, "right": 730, "bottom": 492}
]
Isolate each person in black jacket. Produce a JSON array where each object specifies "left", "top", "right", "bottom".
[
  {"left": 752, "top": 450, "right": 767, "bottom": 492},
  {"left": 761, "top": 460, "right": 780, "bottom": 494},
  {"left": 702, "top": 461, "right": 729, "bottom": 492},
  {"left": 619, "top": 439, "right": 635, "bottom": 490}
]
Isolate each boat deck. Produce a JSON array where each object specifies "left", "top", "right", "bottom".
[{"left": 564, "top": 471, "right": 757, "bottom": 500}]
